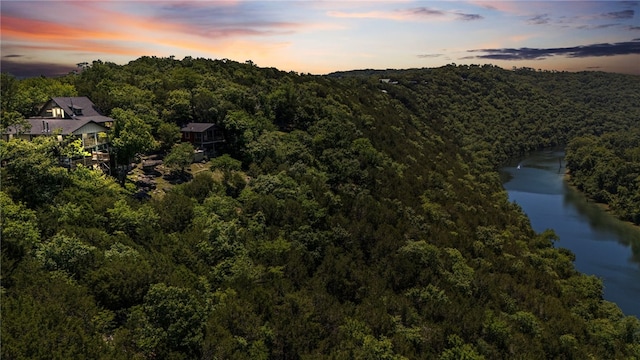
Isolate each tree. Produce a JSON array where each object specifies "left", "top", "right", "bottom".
[
  {"left": 192, "top": 86, "right": 222, "bottom": 122},
  {"left": 1, "top": 73, "right": 20, "bottom": 114},
  {"left": 177, "top": 171, "right": 219, "bottom": 203},
  {"left": 109, "top": 108, "right": 157, "bottom": 184},
  {"left": 35, "top": 234, "right": 97, "bottom": 278},
  {"left": 335, "top": 318, "right": 408, "bottom": 359},
  {"left": 162, "top": 89, "right": 193, "bottom": 123},
  {"left": 107, "top": 199, "right": 159, "bottom": 238},
  {"left": 1, "top": 111, "right": 30, "bottom": 135},
  {"left": 210, "top": 153, "right": 242, "bottom": 174},
  {"left": 133, "top": 283, "right": 206, "bottom": 358},
  {"left": 108, "top": 83, "right": 155, "bottom": 114},
  {"left": 0, "top": 137, "right": 70, "bottom": 207},
  {"left": 439, "top": 335, "right": 485, "bottom": 360},
  {"left": 88, "top": 244, "right": 153, "bottom": 310},
  {"left": 164, "top": 142, "right": 194, "bottom": 174},
  {"left": 61, "top": 139, "right": 91, "bottom": 160},
  {"left": 210, "top": 154, "right": 244, "bottom": 196},
  {"left": 152, "top": 192, "right": 195, "bottom": 233},
  {"left": 1, "top": 272, "right": 113, "bottom": 359},
  {"left": 157, "top": 122, "right": 182, "bottom": 152},
  {"left": 111, "top": 108, "right": 157, "bottom": 163},
  {"left": 0, "top": 192, "right": 40, "bottom": 281},
  {"left": 16, "top": 76, "right": 77, "bottom": 116},
  {"left": 220, "top": 109, "right": 274, "bottom": 159}
]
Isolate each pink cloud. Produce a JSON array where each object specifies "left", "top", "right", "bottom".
[
  {"left": 0, "top": 2, "right": 310, "bottom": 62},
  {"left": 329, "top": 6, "right": 482, "bottom": 21},
  {"left": 328, "top": 7, "right": 441, "bottom": 21},
  {"left": 1, "top": 15, "right": 124, "bottom": 42}
]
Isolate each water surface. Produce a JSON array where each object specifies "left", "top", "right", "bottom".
[{"left": 502, "top": 149, "right": 640, "bottom": 317}]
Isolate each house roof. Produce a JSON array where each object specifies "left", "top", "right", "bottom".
[
  {"left": 181, "top": 122, "right": 218, "bottom": 133},
  {"left": 4, "top": 118, "right": 108, "bottom": 136},
  {"left": 82, "top": 115, "right": 114, "bottom": 124},
  {"left": 37, "top": 96, "right": 114, "bottom": 124},
  {"left": 50, "top": 97, "right": 103, "bottom": 117}
]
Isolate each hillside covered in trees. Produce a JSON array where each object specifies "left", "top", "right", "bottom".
[
  {"left": 2, "top": 58, "right": 640, "bottom": 359},
  {"left": 566, "top": 129, "right": 640, "bottom": 225}
]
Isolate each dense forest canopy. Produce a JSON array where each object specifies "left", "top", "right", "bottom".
[
  {"left": 2, "top": 57, "right": 640, "bottom": 359},
  {"left": 566, "top": 129, "right": 640, "bottom": 225}
]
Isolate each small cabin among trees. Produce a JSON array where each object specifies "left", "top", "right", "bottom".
[{"left": 180, "top": 122, "right": 224, "bottom": 153}]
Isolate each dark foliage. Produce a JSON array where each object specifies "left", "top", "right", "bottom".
[
  {"left": 566, "top": 129, "right": 640, "bottom": 224},
  {"left": 2, "top": 59, "right": 640, "bottom": 359}
]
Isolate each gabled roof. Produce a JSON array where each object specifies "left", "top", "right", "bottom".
[
  {"left": 181, "top": 123, "right": 218, "bottom": 133},
  {"left": 48, "top": 97, "right": 103, "bottom": 118},
  {"left": 4, "top": 118, "right": 108, "bottom": 136},
  {"left": 82, "top": 115, "right": 114, "bottom": 124}
]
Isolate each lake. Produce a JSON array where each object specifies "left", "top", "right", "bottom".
[{"left": 501, "top": 149, "right": 640, "bottom": 318}]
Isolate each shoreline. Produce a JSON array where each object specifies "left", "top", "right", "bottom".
[{"left": 563, "top": 171, "right": 640, "bottom": 231}]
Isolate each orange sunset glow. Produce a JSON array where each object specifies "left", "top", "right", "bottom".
[{"left": 1, "top": 1, "right": 638, "bottom": 77}]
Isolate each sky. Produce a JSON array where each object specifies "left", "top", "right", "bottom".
[{"left": 1, "top": 1, "right": 639, "bottom": 77}]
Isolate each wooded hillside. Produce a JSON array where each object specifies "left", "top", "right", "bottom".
[
  {"left": 2, "top": 58, "right": 640, "bottom": 359},
  {"left": 566, "top": 128, "right": 640, "bottom": 225}
]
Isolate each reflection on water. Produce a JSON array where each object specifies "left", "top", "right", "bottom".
[
  {"left": 502, "top": 149, "right": 640, "bottom": 317},
  {"left": 564, "top": 186, "right": 640, "bottom": 256}
]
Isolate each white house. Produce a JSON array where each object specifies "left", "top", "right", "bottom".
[{"left": 3, "top": 97, "right": 112, "bottom": 151}]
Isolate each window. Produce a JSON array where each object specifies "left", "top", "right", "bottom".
[{"left": 52, "top": 107, "right": 65, "bottom": 118}]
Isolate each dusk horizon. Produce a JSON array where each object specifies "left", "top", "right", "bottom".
[{"left": 2, "top": 1, "right": 639, "bottom": 78}]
